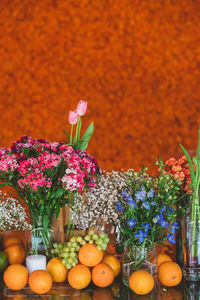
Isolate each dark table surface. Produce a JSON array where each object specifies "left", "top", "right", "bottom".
[{"left": 1, "top": 274, "right": 199, "bottom": 300}]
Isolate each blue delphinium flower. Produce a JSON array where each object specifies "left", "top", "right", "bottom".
[
  {"left": 135, "top": 229, "right": 147, "bottom": 243},
  {"left": 147, "top": 189, "right": 154, "bottom": 198},
  {"left": 135, "top": 186, "right": 146, "bottom": 202},
  {"left": 168, "top": 206, "right": 175, "bottom": 214},
  {"left": 126, "top": 195, "right": 133, "bottom": 201},
  {"left": 142, "top": 224, "right": 151, "bottom": 233},
  {"left": 153, "top": 213, "right": 163, "bottom": 224},
  {"left": 151, "top": 201, "right": 156, "bottom": 205},
  {"left": 121, "top": 189, "right": 129, "bottom": 196},
  {"left": 115, "top": 202, "right": 124, "bottom": 212},
  {"left": 128, "top": 217, "right": 136, "bottom": 228},
  {"left": 128, "top": 199, "right": 136, "bottom": 209},
  {"left": 143, "top": 201, "right": 151, "bottom": 210},
  {"left": 159, "top": 219, "right": 169, "bottom": 229},
  {"left": 167, "top": 233, "right": 176, "bottom": 244},
  {"left": 160, "top": 205, "right": 166, "bottom": 213},
  {"left": 171, "top": 221, "right": 179, "bottom": 234}
]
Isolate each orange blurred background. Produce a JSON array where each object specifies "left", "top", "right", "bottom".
[{"left": 0, "top": 0, "right": 200, "bottom": 173}]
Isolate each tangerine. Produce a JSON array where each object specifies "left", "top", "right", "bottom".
[
  {"left": 3, "top": 236, "right": 22, "bottom": 249},
  {"left": 129, "top": 270, "right": 154, "bottom": 295},
  {"left": 103, "top": 255, "right": 121, "bottom": 277},
  {"left": 47, "top": 257, "right": 68, "bottom": 283},
  {"left": 68, "top": 264, "right": 91, "bottom": 290},
  {"left": 78, "top": 244, "right": 103, "bottom": 267},
  {"left": 158, "top": 261, "right": 182, "bottom": 287},
  {"left": 92, "top": 263, "right": 114, "bottom": 287},
  {"left": 3, "top": 264, "right": 29, "bottom": 290},
  {"left": 156, "top": 253, "right": 172, "bottom": 267},
  {"left": 28, "top": 270, "right": 53, "bottom": 294},
  {"left": 4, "top": 243, "right": 25, "bottom": 264}
]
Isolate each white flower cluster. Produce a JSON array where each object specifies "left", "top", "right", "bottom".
[
  {"left": 71, "top": 170, "right": 130, "bottom": 230},
  {"left": 0, "top": 191, "right": 31, "bottom": 231}
]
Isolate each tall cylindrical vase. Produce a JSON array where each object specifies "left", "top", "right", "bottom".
[
  {"left": 26, "top": 213, "right": 58, "bottom": 257},
  {"left": 182, "top": 191, "right": 200, "bottom": 281}
]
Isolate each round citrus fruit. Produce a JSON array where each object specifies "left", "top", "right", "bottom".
[
  {"left": 68, "top": 264, "right": 91, "bottom": 290},
  {"left": 4, "top": 244, "right": 25, "bottom": 264},
  {"left": 3, "top": 236, "right": 22, "bottom": 249},
  {"left": 103, "top": 254, "right": 121, "bottom": 277},
  {"left": 0, "top": 251, "right": 8, "bottom": 271},
  {"left": 3, "top": 264, "right": 29, "bottom": 290},
  {"left": 92, "top": 263, "right": 114, "bottom": 287},
  {"left": 129, "top": 270, "right": 154, "bottom": 295},
  {"left": 47, "top": 257, "right": 68, "bottom": 283},
  {"left": 93, "top": 287, "right": 114, "bottom": 300},
  {"left": 78, "top": 244, "right": 103, "bottom": 267},
  {"left": 158, "top": 261, "right": 182, "bottom": 287},
  {"left": 156, "top": 253, "right": 172, "bottom": 267},
  {"left": 29, "top": 270, "right": 52, "bottom": 294}
]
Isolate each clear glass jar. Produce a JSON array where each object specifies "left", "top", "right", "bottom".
[
  {"left": 26, "top": 214, "right": 59, "bottom": 257},
  {"left": 182, "top": 201, "right": 200, "bottom": 281},
  {"left": 122, "top": 245, "right": 157, "bottom": 287}
]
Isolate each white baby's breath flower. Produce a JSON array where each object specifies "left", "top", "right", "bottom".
[
  {"left": 0, "top": 190, "right": 31, "bottom": 231},
  {"left": 71, "top": 170, "right": 133, "bottom": 230}
]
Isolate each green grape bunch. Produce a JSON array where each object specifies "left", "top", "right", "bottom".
[{"left": 51, "top": 230, "right": 110, "bottom": 270}]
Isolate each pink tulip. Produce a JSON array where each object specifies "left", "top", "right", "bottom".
[
  {"left": 76, "top": 100, "right": 87, "bottom": 116},
  {"left": 68, "top": 110, "right": 78, "bottom": 125}
]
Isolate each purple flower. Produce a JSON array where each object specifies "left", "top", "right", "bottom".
[
  {"left": 115, "top": 202, "right": 124, "bottom": 212},
  {"left": 147, "top": 189, "right": 154, "bottom": 198}
]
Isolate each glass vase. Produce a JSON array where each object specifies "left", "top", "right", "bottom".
[
  {"left": 122, "top": 245, "right": 157, "bottom": 287},
  {"left": 182, "top": 200, "right": 200, "bottom": 281},
  {"left": 26, "top": 214, "right": 58, "bottom": 257}
]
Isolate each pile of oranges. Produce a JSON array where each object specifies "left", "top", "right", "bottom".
[
  {"left": 128, "top": 253, "right": 182, "bottom": 296},
  {"left": 2, "top": 235, "right": 183, "bottom": 297},
  {"left": 2, "top": 235, "right": 121, "bottom": 295}
]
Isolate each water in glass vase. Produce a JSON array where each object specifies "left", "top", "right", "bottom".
[
  {"left": 122, "top": 245, "right": 157, "bottom": 287},
  {"left": 182, "top": 203, "right": 200, "bottom": 282}
]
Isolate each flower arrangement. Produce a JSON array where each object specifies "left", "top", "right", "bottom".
[
  {"left": 71, "top": 170, "right": 128, "bottom": 230},
  {"left": 116, "top": 164, "right": 182, "bottom": 249},
  {"left": 163, "top": 155, "right": 192, "bottom": 193},
  {"left": 0, "top": 191, "right": 31, "bottom": 231},
  {"left": 0, "top": 136, "right": 100, "bottom": 229}
]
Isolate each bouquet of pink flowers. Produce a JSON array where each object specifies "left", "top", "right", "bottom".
[{"left": 0, "top": 136, "right": 100, "bottom": 230}]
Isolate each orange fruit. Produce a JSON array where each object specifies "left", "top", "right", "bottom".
[
  {"left": 68, "top": 264, "right": 91, "bottom": 290},
  {"left": 47, "top": 257, "right": 68, "bottom": 283},
  {"left": 156, "top": 253, "right": 172, "bottom": 267},
  {"left": 129, "top": 270, "right": 154, "bottom": 295},
  {"left": 158, "top": 261, "right": 182, "bottom": 287},
  {"left": 3, "top": 264, "right": 28, "bottom": 290},
  {"left": 4, "top": 244, "right": 25, "bottom": 264},
  {"left": 78, "top": 244, "right": 103, "bottom": 267},
  {"left": 92, "top": 287, "right": 114, "bottom": 300},
  {"left": 3, "top": 236, "right": 22, "bottom": 249},
  {"left": 28, "top": 270, "right": 53, "bottom": 294},
  {"left": 92, "top": 263, "right": 114, "bottom": 287},
  {"left": 103, "top": 255, "right": 121, "bottom": 277}
]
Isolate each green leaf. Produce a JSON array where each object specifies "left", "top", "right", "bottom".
[
  {"left": 77, "top": 117, "right": 81, "bottom": 141},
  {"left": 0, "top": 183, "right": 8, "bottom": 187},
  {"left": 197, "top": 125, "right": 200, "bottom": 157},
  {"left": 80, "top": 122, "right": 94, "bottom": 144},
  {"left": 64, "top": 129, "right": 70, "bottom": 140},
  {"left": 179, "top": 144, "right": 196, "bottom": 189}
]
